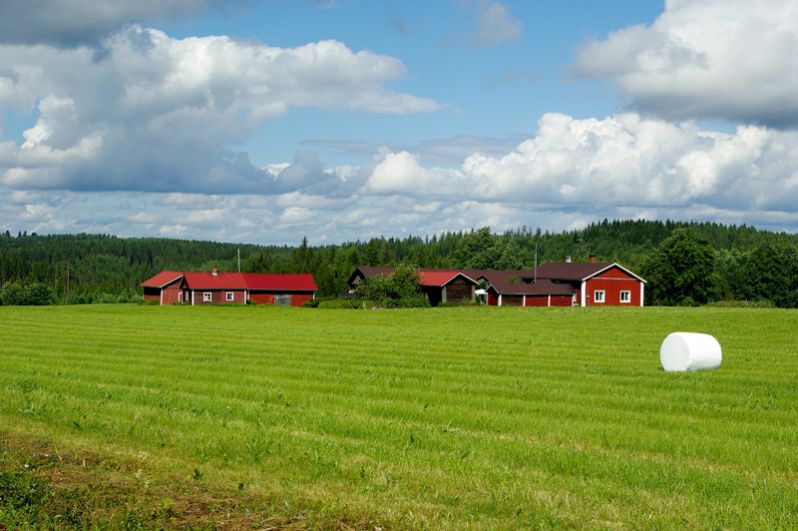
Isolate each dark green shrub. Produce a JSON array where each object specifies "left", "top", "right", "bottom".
[
  {"left": 677, "top": 296, "right": 699, "bottom": 307},
  {"left": 96, "top": 293, "right": 118, "bottom": 304},
  {"left": 0, "top": 282, "right": 55, "bottom": 306},
  {"left": 117, "top": 293, "right": 139, "bottom": 304},
  {"left": 0, "top": 282, "right": 25, "bottom": 305},
  {"left": 356, "top": 263, "right": 422, "bottom": 305}
]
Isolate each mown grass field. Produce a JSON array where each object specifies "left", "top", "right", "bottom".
[{"left": 1, "top": 304, "right": 797, "bottom": 528}]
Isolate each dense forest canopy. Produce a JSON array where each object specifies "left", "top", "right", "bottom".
[{"left": 1, "top": 219, "right": 797, "bottom": 306}]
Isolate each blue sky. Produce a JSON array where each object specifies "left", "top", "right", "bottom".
[
  {"left": 162, "top": 1, "right": 665, "bottom": 166},
  {"left": 1, "top": 0, "right": 798, "bottom": 244}
]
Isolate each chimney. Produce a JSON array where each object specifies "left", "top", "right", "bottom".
[
  {"left": 589, "top": 254, "right": 596, "bottom": 263},
  {"left": 565, "top": 256, "right": 572, "bottom": 263},
  {"left": 211, "top": 267, "right": 218, "bottom": 276}
]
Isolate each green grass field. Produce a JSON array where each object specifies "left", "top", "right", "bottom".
[{"left": 1, "top": 305, "right": 797, "bottom": 528}]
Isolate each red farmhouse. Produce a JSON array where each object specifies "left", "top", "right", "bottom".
[
  {"left": 141, "top": 269, "right": 316, "bottom": 307},
  {"left": 533, "top": 261, "right": 645, "bottom": 307}
]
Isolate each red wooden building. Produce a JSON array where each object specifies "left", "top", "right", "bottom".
[
  {"left": 533, "top": 261, "right": 645, "bottom": 307},
  {"left": 481, "top": 274, "right": 574, "bottom": 307},
  {"left": 141, "top": 269, "right": 316, "bottom": 306},
  {"left": 347, "top": 267, "right": 477, "bottom": 306},
  {"left": 417, "top": 271, "right": 477, "bottom": 305}
]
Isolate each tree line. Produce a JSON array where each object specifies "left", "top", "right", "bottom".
[{"left": 1, "top": 219, "right": 797, "bottom": 306}]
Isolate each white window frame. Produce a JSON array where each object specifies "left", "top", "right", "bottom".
[
  {"left": 593, "top": 290, "right": 605, "bottom": 304},
  {"left": 620, "top": 290, "right": 631, "bottom": 304},
  {"left": 203, "top": 292, "right": 212, "bottom": 302},
  {"left": 226, "top": 291, "right": 235, "bottom": 302}
]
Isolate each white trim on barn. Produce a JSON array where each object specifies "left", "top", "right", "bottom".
[{"left": 582, "top": 263, "right": 647, "bottom": 283}]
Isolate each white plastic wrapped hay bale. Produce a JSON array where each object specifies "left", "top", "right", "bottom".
[{"left": 660, "top": 332, "right": 722, "bottom": 372}]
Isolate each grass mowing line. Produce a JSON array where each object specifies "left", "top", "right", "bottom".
[
  {"left": 6, "top": 343, "right": 795, "bottom": 418},
  {"left": 7, "top": 358, "right": 798, "bottom": 470},
  {"left": 4, "top": 356, "right": 792, "bottom": 464},
  {"left": 7, "top": 372, "right": 792, "bottom": 492},
  {"left": 12, "top": 362, "right": 792, "bottom": 454}
]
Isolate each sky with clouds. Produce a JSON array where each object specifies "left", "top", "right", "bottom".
[{"left": 1, "top": 0, "right": 798, "bottom": 244}]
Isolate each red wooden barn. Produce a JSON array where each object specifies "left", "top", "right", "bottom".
[
  {"left": 141, "top": 269, "right": 316, "bottom": 307},
  {"left": 533, "top": 261, "right": 645, "bottom": 307}
]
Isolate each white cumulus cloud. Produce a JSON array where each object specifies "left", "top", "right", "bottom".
[
  {"left": 0, "top": 26, "right": 438, "bottom": 194},
  {"left": 575, "top": 0, "right": 798, "bottom": 126},
  {"left": 365, "top": 113, "right": 798, "bottom": 212}
]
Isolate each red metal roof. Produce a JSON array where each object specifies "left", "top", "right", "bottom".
[
  {"left": 243, "top": 273, "right": 317, "bottom": 292},
  {"left": 417, "top": 271, "right": 477, "bottom": 287},
  {"left": 149, "top": 271, "right": 318, "bottom": 292},
  {"left": 183, "top": 272, "right": 248, "bottom": 290},
  {"left": 140, "top": 270, "right": 183, "bottom": 288}
]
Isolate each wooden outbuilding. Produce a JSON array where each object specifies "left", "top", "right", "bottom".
[
  {"left": 417, "top": 271, "right": 477, "bottom": 306},
  {"left": 141, "top": 270, "right": 184, "bottom": 305},
  {"left": 482, "top": 275, "right": 575, "bottom": 307},
  {"left": 347, "top": 267, "right": 477, "bottom": 306}
]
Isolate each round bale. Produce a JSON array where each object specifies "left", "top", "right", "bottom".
[{"left": 659, "top": 332, "right": 722, "bottom": 372}]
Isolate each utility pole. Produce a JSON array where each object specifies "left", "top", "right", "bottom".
[
  {"left": 65, "top": 259, "right": 70, "bottom": 304},
  {"left": 237, "top": 248, "right": 241, "bottom": 273},
  {"left": 534, "top": 244, "right": 538, "bottom": 284}
]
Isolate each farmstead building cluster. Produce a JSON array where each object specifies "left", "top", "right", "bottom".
[
  {"left": 141, "top": 269, "right": 317, "bottom": 306},
  {"left": 143, "top": 259, "right": 644, "bottom": 308},
  {"left": 348, "top": 259, "right": 645, "bottom": 307}
]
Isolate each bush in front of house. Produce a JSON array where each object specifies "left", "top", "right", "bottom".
[{"left": 355, "top": 263, "right": 424, "bottom": 306}]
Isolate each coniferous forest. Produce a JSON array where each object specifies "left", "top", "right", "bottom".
[{"left": 1, "top": 219, "right": 797, "bottom": 306}]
